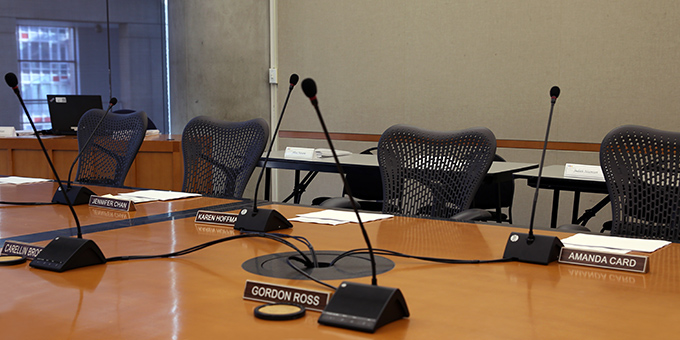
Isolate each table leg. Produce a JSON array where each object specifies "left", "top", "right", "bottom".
[
  {"left": 264, "top": 168, "right": 271, "bottom": 201},
  {"left": 571, "top": 191, "right": 581, "bottom": 224},
  {"left": 551, "top": 189, "right": 560, "bottom": 228}
]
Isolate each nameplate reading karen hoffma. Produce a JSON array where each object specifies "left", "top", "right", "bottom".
[
  {"left": 89, "top": 195, "right": 136, "bottom": 212},
  {"left": 194, "top": 210, "right": 238, "bottom": 226},
  {"left": 558, "top": 248, "right": 649, "bottom": 273}
]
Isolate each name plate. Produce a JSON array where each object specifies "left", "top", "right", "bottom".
[
  {"left": 243, "top": 280, "right": 330, "bottom": 312},
  {"left": 284, "top": 146, "right": 315, "bottom": 159},
  {"left": 0, "top": 126, "right": 16, "bottom": 137},
  {"left": 558, "top": 247, "right": 649, "bottom": 273},
  {"left": 1, "top": 240, "right": 43, "bottom": 260},
  {"left": 89, "top": 195, "right": 136, "bottom": 212},
  {"left": 564, "top": 163, "right": 605, "bottom": 181},
  {"left": 195, "top": 210, "right": 238, "bottom": 226}
]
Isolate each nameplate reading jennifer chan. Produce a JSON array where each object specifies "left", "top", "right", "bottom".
[
  {"left": 89, "top": 195, "right": 136, "bottom": 212},
  {"left": 558, "top": 248, "right": 649, "bottom": 273},
  {"left": 195, "top": 210, "right": 238, "bottom": 226}
]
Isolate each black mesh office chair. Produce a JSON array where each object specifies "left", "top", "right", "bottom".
[
  {"left": 600, "top": 125, "right": 680, "bottom": 242},
  {"left": 114, "top": 109, "right": 157, "bottom": 130},
  {"left": 75, "top": 108, "right": 148, "bottom": 187},
  {"left": 181, "top": 116, "right": 269, "bottom": 198},
  {"left": 470, "top": 154, "right": 515, "bottom": 223},
  {"left": 377, "top": 125, "right": 496, "bottom": 220},
  {"left": 313, "top": 146, "right": 384, "bottom": 211}
]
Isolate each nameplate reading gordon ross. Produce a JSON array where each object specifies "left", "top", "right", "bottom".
[
  {"left": 89, "top": 195, "right": 136, "bottom": 212},
  {"left": 558, "top": 247, "right": 649, "bottom": 273},
  {"left": 194, "top": 210, "right": 238, "bottom": 226},
  {"left": 243, "top": 280, "right": 330, "bottom": 312}
]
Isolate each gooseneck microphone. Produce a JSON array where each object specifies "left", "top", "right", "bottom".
[
  {"left": 301, "top": 78, "right": 408, "bottom": 333},
  {"left": 233, "top": 74, "right": 299, "bottom": 232},
  {"left": 503, "top": 86, "right": 564, "bottom": 265},
  {"left": 5, "top": 72, "right": 106, "bottom": 272},
  {"left": 52, "top": 97, "right": 118, "bottom": 206}
]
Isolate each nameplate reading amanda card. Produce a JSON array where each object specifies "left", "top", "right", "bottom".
[
  {"left": 243, "top": 280, "right": 330, "bottom": 312},
  {"left": 558, "top": 248, "right": 649, "bottom": 273}
]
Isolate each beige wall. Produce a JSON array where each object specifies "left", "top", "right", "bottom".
[
  {"left": 278, "top": 1, "right": 680, "bottom": 139},
  {"left": 168, "top": 1, "right": 680, "bottom": 230},
  {"left": 273, "top": 1, "right": 680, "bottom": 230}
]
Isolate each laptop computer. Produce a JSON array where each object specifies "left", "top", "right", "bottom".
[{"left": 47, "top": 95, "right": 103, "bottom": 135}]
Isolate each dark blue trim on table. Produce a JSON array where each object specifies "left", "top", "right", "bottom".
[{"left": 0, "top": 200, "right": 254, "bottom": 244}]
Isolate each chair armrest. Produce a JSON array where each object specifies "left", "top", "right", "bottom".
[
  {"left": 450, "top": 208, "right": 493, "bottom": 222},
  {"left": 319, "top": 197, "right": 354, "bottom": 209}
]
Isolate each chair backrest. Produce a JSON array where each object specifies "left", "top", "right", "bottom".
[
  {"left": 113, "top": 109, "right": 157, "bottom": 130},
  {"left": 181, "top": 116, "right": 269, "bottom": 198},
  {"left": 345, "top": 147, "right": 383, "bottom": 201},
  {"left": 601, "top": 125, "right": 680, "bottom": 242},
  {"left": 377, "top": 125, "right": 496, "bottom": 218},
  {"left": 470, "top": 154, "right": 515, "bottom": 210},
  {"left": 76, "top": 108, "right": 148, "bottom": 187}
]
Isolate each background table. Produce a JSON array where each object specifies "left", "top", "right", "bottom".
[
  {"left": 514, "top": 165, "right": 609, "bottom": 228},
  {"left": 0, "top": 134, "right": 183, "bottom": 191},
  {"left": 258, "top": 151, "right": 537, "bottom": 208}
]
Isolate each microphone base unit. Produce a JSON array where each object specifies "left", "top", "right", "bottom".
[
  {"left": 234, "top": 208, "right": 293, "bottom": 232},
  {"left": 318, "top": 281, "right": 409, "bottom": 333},
  {"left": 503, "top": 232, "right": 564, "bottom": 265},
  {"left": 29, "top": 237, "right": 106, "bottom": 272},
  {"left": 52, "top": 185, "right": 96, "bottom": 206}
]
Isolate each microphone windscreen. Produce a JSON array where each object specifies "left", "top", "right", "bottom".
[
  {"left": 109, "top": 97, "right": 118, "bottom": 106},
  {"left": 301, "top": 78, "right": 317, "bottom": 99},
  {"left": 550, "top": 86, "right": 560, "bottom": 99},
  {"left": 289, "top": 74, "right": 299, "bottom": 86},
  {"left": 5, "top": 72, "right": 18, "bottom": 88}
]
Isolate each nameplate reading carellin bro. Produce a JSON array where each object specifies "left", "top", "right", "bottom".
[
  {"left": 558, "top": 248, "right": 649, "bottom": 273},
  {"left": 89, "top": 195, "right": 136, "bottom": 212},
  {"left": 1, "top": 240, "right": 44, "bottom": 260},
  {"left": 195, "top": 210, "right": 238, "bottom": 226},
  {"left": 243, "top": 280, "right": 330, "bottom": 312}
]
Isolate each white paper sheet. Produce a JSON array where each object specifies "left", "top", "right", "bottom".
[
  {"left": 0, "top": 176, "right": 51, "bottom": 185},
  {"left": 561, "top": 233, "right": 670, "bottom": 253},
  {"left": 116, "top": 190, "right": 201, "bottom": 202},
  {"left": 291, "top": 210, "right": 393, "bottom": 225}
]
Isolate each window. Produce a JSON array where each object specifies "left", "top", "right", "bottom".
[{"left": 17, "top": 25, "right": 77, "bottom": 130}]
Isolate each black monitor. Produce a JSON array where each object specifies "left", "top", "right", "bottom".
[{"left": 47, "top": 95, "right": 103, "bottom": 135}]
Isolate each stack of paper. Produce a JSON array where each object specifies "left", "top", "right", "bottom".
[
  {"left": 0, "top": 176, "right": 51, "bottom": 185},
  {"left": 104, "top": 190, "right": 201, "bottom": 203},
  {"left": 561, "top": 233, "right": 670, "bottom": 254},
  {"left": 290, "top": 210, "right": 393, "bottom": 225}
]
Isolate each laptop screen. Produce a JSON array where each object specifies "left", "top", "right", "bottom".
[{"left": 47, "top": 95, "right": 103, "bottom": 135}]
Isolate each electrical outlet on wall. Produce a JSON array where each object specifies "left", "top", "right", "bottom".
[{"left": 269, "top": 68, "right": 278, "bottom": 84}]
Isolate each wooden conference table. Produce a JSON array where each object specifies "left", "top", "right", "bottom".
[{"left": 0, "top": 182, "right": 678, "bottom": 339}]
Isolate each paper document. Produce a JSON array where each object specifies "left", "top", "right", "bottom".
[
  {"left": 0, "top": 176, "right": 51, "bottom": 185},
  {"left": 290, "top": 210, "right": 393, "bottom": 225},
  {"left": 561, "top": 233, "right": 670, "bottom": 253},
  {"left": 116, "top": 190, "right": 201, "bottom": 202},
  {"left": 314, "top": 148, "right": 351, "bottom": 158},
  {"left": 563, "top": 163, "right": 605, "bottom": 181}
]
